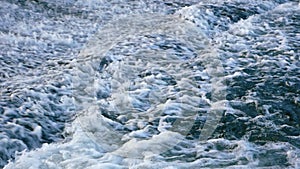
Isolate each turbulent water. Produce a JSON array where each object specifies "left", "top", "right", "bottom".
[{"left": 1, "top": 0, "right": 300, "bottom": 168}]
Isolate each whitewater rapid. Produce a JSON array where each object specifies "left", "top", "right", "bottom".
[{"left": 1, "top": 0, "right": 300, "bottom": 168}]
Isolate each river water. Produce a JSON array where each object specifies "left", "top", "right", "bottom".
[{"left": 1, "top": 0, "right": 300, "bottom": 168}]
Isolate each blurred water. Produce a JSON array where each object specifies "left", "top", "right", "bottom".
[{"left": 1, "top": 0, "right": 300, "bottom": 168}]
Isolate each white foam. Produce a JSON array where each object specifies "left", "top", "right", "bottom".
[{"left": 3, "top": 0, "right": 300, "bottom": 168}]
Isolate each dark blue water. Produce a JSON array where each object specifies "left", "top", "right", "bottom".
[{"left": 1, "top": 0, "right": 299, "bottom": 168}]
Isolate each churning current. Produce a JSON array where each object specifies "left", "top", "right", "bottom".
[{"left": 1, "top": 0, "right": 300, "bottom": 168}]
